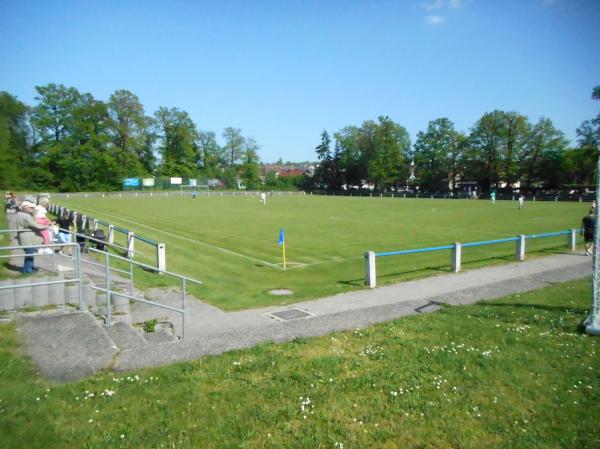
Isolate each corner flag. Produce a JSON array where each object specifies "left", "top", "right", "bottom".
[{"left": 278, "top": 228, "right": 286, "bottom": 270}]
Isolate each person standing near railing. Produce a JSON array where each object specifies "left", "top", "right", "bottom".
[
  {"left": 55, "top": 210, "right": 74, "bottom": 255},
  {"left": 16, "top": 199, "right": 49, "bottom": 273},
  {"left": 582, "top": 209, "right": 596, "bottom": 256}
]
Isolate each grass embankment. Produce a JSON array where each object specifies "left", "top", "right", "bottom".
[
  {"left": 56, "top": 195, "right": 590, "bottom": 310},
  {"left": 1, "top": 278, "right": 599, "bottom": 448}
]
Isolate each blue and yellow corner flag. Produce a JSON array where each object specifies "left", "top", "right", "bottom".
[{"left": 278, "top": 228, "right": 286, "bottom": 270}]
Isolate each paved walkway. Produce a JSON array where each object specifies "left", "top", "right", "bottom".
[
  {"left": 116, "top": 252, "right": 592, "bottom": 371},
  {"left": 14, "top": 251, "right": 592, "bottom": 381}
]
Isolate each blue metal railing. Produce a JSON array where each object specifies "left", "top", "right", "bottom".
[{"left": 375, "top": 229, "right": 576, "bottom": 258}]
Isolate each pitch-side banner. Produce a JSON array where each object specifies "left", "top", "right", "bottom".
[
  {"left": 123, "top": 178, "right": 140, "bottom": 187},
  {"left": 142, "top": 178, "right": 155, "bottom": 187},
  {"left": 170, "top": 177, "right": 182, "bottom": 185},
  {"left": 189, "top": 179, "right": 197, "bottom": 186}
]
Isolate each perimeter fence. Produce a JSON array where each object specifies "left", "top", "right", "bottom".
[
  {"left": 364, "top": 229, "right": 581, "bottom": 288},
  {"left": 309, "top": 190, "right": 595, "bottom": 203}
]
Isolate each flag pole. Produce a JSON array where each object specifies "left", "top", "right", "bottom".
[{"left": 282, "top": 241, "right": 286, "bottom": 270}]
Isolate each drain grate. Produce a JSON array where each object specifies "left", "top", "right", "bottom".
[
  {"left": 271, "top": 308, "right": 311, "bottom": 320},
  {"left": 415, "top": 301, "right": 441, "bottom": 314}
]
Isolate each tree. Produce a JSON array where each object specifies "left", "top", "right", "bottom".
[
  {"left": 154, "top": 107, "right": 198, "bottom": 177},
  {"left": 522, "top": 117, "right": 568, "bottom": 191},
  {"left": 107, "top": 90, "right": 150, "bottom": 176},
  {"left": 240, "top": 139, "right": 261, "bottom": 189},
  {"left": 366, "top": 116, "right": 411, "bottom": 191},
  {"left": 30, "top": 84, "right": 81, "bottom": 144},
  {"left": 222, "top": 127, "right": 245, "bottom": 167},
  {"left": 0, "top": 92, "right": 30, "bottom": 189},
  {"left": 196, "top": 130, "right": 223, "bottom": 178},
  {"left": 413, "top": 118, "right": 461, "bottom": 192},
  {"left": 467, "top": 111, "right": 529, "bottom": 192},
  {"left": 575, "top": 85, "right": 600, "bottom": 185}
]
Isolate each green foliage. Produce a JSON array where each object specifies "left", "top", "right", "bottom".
[
  {"left": 143, "top": 319, "right": 158, "bottom": 333},
  {"left": 1, "top": 278, "right": 599, "bottom": 448}
]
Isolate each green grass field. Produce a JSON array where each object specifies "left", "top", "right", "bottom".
[
  {"left": 1, "top": 278, "right": 598, "bottom": 448},
  {"left": 57, "top": 195, "right": 590, "bottom": 310}
]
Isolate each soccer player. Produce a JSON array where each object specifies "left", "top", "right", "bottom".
[
  {"left": 582, "top": 209, "right": 596, "bottom": 256},
  {"left": 490, "top": 190, "right": 496, "bottom": 205},
  {"left": 260, "top": 192, "right": 266, "bottom": 205},
  {"left": 518, "top": 195, "right": 524, "bottom": 209}
]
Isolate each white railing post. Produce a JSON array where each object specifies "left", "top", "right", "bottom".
[
  {"left": 569, "top": 228, "right": 577, "bottom": 252},
  {"left": 516, "top": 235, "right": 526, "bottom": 261},
  {"left": 93, "top": 219, "right": 98, "bottom": 231},
  {"left": 127, "top": 232, "right": 135, "bottom": 259},
  {"left": 364, "top": 251, "right": 376, "bottom": 288},
  {"left": 452, "top": 242, "right": 462, "bottom": 273},
  {"left": 157, "top": 243, "right": 166, "bottom": 273},
  {"left": 108, "top": 224, "right": 115, "bottom": 245}
]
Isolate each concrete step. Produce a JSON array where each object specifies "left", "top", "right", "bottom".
[
  {"left": 18, "top": 312, "right": 118, "bottom": 382},
  {"left": 143, "top": 328, "right": 178, "bottom": 344},
  {"left": 105, "top": 321, "right": 147, "bottom": 350}
]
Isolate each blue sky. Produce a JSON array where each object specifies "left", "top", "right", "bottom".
[{"left": 1, "top": 0, "right": 599, "bottom": 162}]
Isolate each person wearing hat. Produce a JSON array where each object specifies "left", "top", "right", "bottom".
[{"left": 16, "top": 199, "right": 49, "bottom": 273}]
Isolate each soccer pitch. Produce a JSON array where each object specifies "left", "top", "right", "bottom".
[{"left": 58, "top": 194, "right": 589, "bottom": 310}]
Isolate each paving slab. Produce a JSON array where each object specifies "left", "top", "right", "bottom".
[{"left": 18, "top": 312, "right": 118, "bottom": 382}]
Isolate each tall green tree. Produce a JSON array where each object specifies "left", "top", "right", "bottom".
[
  {"left": 107, "top": 90, "right": 151, "bottom": 176},
  {"left": 154, "top": 107, "right": 198, "bottom": 177},
  {"left": 222, "top": 127, "right": 245, "bottom": 167},
  {"left": 196, "top": 130, "right": 223, "bottom": 177},
  {"left": 366, "top": 116, "right": 411, "bottom": 191},
  {"left": 575, "top": 85, "right": 600, "bottom": 185},
  {"left": 413, "top": 118, "right": 461, "bottom": 192},
  {"left": 0, "top": 92, "right": 30, "bottom": 189},
  {"left": 240, "top": 138, "right": 261, "bottom": 189},
  {"left": 466, "top": 111, "right": 529, "bottom": 191},
  {"left": 522, "top": 117, "right": 568, "bottom": 191}
]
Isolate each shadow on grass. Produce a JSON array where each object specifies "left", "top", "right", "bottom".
[
  {"left": 338, "top": 263, "right": 452, "bottom": 287},
  {"left": 3, "top": 261, "right": 22, "bottom": 273},
  {"left": 481, "top": 301, "right": 588, "bottom": 315}
]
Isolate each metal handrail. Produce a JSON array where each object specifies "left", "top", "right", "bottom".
[
  {"left": 88, "top": 248, "right": 202, "bottom": 284},
  {"left": 88, "top": 248, "right": 201, "bottom": 338},
  {"left": 57, "top": 227, "right": 145, "bottom": 257}
]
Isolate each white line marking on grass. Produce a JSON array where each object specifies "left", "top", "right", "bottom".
[{"left": 71, "top": 206, "right": 284, "bottom": 270}]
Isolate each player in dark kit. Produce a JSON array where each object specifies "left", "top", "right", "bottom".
[{"left": 582, "top": 209, "right": 596, "bottom": 256}]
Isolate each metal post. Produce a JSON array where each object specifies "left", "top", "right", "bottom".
[
  {"left": 181, "top": 278, "right": 187, "bottom": 340},
  {"left": 74, "top": 244, "right": 84, "bottom": 311},
  {"left": 516, "top": 235, "right": 526, "bottom": 261},
  {"left": 129, "top": 259, "right": 134, "bottom": 296},
  {"left": 569, "top": 228, "right": 577, "bottom": 252},
  {"left": 585, "top": 152, "right": 600, "bottom": 335},
  {"left": 127, "top": 232, "right": 134, "bottom": 259},
  {"left": 108, "top": 224, "right": 114, "bottom": 245},
  {"left": 105, "top": 252, "right": 112, "bottom": 326},
  {"left": 157, "top": 243, "right": 166, "bottom": 273},
  {"left": 364, "top": 251, "right": 376, "bottom": 288},
  {"left": 452, "top": 242, "right": 462, "bottom": 273}
]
